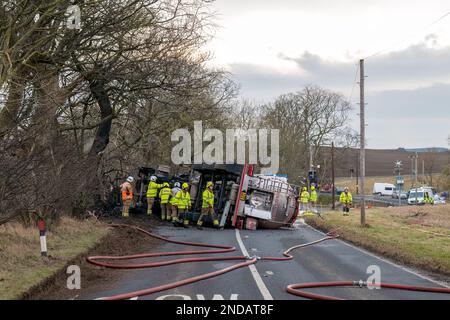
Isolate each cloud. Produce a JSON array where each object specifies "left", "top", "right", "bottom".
[
  {"left": 227, "top": 63, "right": 312, "bottom": 101},
  {"left": 228, "top": 38, "right": 450, "bottom": 99},
  {"left": 226, "top": 42, "right": 450, "bottom": 148},
  {"left": 363, "top": 85, "right": 450, "bottom": 148},
  {"left": 281, "top": 39, "right": 450, "bottom": 93}
]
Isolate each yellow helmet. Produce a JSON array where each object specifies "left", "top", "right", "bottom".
[
  {"left": 303, "top": 187, "right": 307, "bottom": 191},
  {"left": 163, "top": 182, "right": 170, "bottom": 188},
  {"left": 182, "top": 182, "right": 189, "bottom": 189},
  {"left": 206, "top": 181, "right": 213, "bottom": 188},
  {"left": 311, "top": 186, "right": 315, "bottom": 191}
]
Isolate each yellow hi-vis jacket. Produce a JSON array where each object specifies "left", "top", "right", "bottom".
[
  {"left": 340, "top": 192, "right": 353, "bottom": 205},
  {"left": 202, "top": 189, "right": 214, "bottom": 208},
  {"left": 300, "top": 191, "right": 310, "bottom": 203},
  {"left": 159, "top": 187, "right": 172, "bottom": 204},
  {"left": 310, "top": 190, "right": 317, "bottom": 203},
  {"left": 147, "top": 181, "right": 163, "bottom": 198},
  {"left": 175, "top": 190, "right": 191, "bottom": 209},
  {"left": 170, "top": 187, "right": 181, "bottom": 205},
  {"left": 424, "top": 194, "right": 434, "bottom": 204}
]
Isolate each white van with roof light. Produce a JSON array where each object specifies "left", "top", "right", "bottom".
[{"left": 407, "top": 187, "right": 434, "bottom": 205}]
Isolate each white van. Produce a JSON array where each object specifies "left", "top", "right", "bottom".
[
  {"left": 407, "top": 187, "right": 434, "bottom": 205},
  {"left": 373, "top": 183, "right": 396, "bottom": 196}
]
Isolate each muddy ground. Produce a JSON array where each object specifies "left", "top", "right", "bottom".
[{"left": 22, "top": 216, "right": 164, "bottom": 300}]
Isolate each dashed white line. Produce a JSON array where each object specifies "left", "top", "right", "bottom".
[{"left": 235, "top": 229, "right": 273, "bottom": 300}]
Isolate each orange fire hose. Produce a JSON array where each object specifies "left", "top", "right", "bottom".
[
  {"left": 287, "top": 281, "right": 450, "bottom": 300},
  {"left": 86, "top": 224, "right": 450, "bottom": 300}
]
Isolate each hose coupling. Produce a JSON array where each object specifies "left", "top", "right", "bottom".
[{"left": 353, "top": 280, "right": 367, "bottom": 288}]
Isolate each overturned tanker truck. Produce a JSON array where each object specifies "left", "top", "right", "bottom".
[{"left": 127, "top": 164, "right": 300, "bottom": 230}]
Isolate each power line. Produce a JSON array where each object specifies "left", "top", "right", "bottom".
[{"left": 363, "top": 10, "right": 450, "bottom": 60}]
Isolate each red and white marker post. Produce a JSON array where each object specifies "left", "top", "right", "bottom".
[{"left": 37, "top": 218, "right": 47, "bottom": 257}]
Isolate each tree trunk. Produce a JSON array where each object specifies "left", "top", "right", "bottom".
[
  {"left": 0, "top": 73, "right": 26, "bottom": 133},
  {"left": 88, "top": 79, "right": 113, "bottom": 157}
]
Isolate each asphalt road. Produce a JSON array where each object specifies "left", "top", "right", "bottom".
[
  {"left": 321, "top": 192, "right": 408, "bottom": 206},
  {"left": 81, "top": 222, "right": 450, "bottom": 300},
  {"left": 355, "top": 194, "right": 408, "bottom": 206}
]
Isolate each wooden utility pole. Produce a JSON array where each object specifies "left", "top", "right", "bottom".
[
  {"left": 422, "top": 160, "right": 425, "bottom": 179},
  {"left": 359, "top": 59, "right": 366, "bottom": 226},
  {"left": 356, "top": 150, "right": 359, "bottom": 194},
  {"left": 414, "top": 152, "right": 418, "bottom": 185},
  {"left": 331, "top": 142, "right": 335, "bottom": 210}
]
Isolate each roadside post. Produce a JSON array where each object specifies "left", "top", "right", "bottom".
[
  {"left": 394, "top": 161, "right": 404, "bottom": 206},
  {"left": 37, "top": 217, "right": 47, "bottom": 257}
]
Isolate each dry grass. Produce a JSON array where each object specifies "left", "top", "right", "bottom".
[
  {"left": 0, "top": 217, "right": 109, "bottom": 299},
  {"left": 306, "top": 204, "right": 450, "bottom": 275},
  {"left": 335, "top": 174, "right": 442, "bottom": 195}
]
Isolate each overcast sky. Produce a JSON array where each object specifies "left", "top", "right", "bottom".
[{"left": 205, "top": 0, "right": 450, "bottom": 149}]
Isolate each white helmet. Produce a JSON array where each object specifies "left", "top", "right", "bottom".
[
  {"left": 150, "top": 175, "right": 157, "bottom": 182},
  {"left": 174, "top": 182, "right": 181, "bottom": 188},
  {"left": 126, "top": 176, "right": 134, "bottom": 183}
]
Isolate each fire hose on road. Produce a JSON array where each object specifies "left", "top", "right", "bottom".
[{"left": 86, "top": 224, "right": 450, "bottom": 300}]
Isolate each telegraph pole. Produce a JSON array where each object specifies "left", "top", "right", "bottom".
[
  {"left": 422, "top": 160, "right": 425, "bottom": 180},
  {"left": 394, "top": 161, "right": 404, "bottom": 206},
  {"left": 331, "top": 142, "right": 335, "bottom": 210},
  {"left": 359, "top": 59, "right": 366, "bottom": 226},
  {"left": 356, "top": 150, "right": 359, "bottom": 194},
  {"left": 414, "top": 152, "right": 418, "bottom": 185},
  {"left": 308, "top": 144, "right": 313, "bottom": 190}
]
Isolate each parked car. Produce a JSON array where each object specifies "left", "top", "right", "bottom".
[
  {"left": 373, "top": 183, "right": 396, "bottom": 196},
  {"left": 434, "top": 194, "right": 446, "bottom": 204},
  {"left": 391, "top": 190, "right": 408, "bottom": 199},
  {"left": 320, "top": 183, "right": 332, "bottom": 192}
]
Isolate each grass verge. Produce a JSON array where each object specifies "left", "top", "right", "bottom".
[
  {"left": 306, "top": 205, "right": 450, "bottom": 276},
  {"left": 0, "top": 216, "right": 110, "bottom": 299}
]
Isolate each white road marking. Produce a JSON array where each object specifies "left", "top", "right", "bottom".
[
  {"left": 156, "top": 294, "right": 191, "bottom": 300},
  {"left": 303, "top": 224, "right": 450, "bottom": 289},
  {"left": 196, "top": 294, "right": 239, "bottom": 300},
  {"left": 235, "top": 229, "right": 273, "bottom": 300},
  {"left": 94, "top": 295, "right": 138, "bottom": 300}
]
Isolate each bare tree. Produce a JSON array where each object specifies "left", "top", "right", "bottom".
[
  {"left": 231, "top": 99, "right": 262, "bottom": 131},
  {"left": 0, "top": 0, "right": 237, "bottom": 223},
  {"left": 260, "top": 85, "right": 352, "bottom": 184},
  {"left": 422, "top": 148, "right": 439, "bottom": 186}
]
